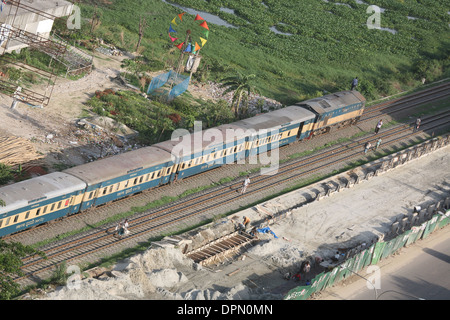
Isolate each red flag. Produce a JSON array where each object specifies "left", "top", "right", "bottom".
[
  {"left": 175, "top": 42, "right": 185, "bottom": 50},
  {"left": 169, "top": 33, "right": 178, "bottom": 42},
  {"left": 194, "top": 14, "right": 204, "bottom": 21},
  {"left": 199, "top": 21, "right": 209, "bottom": 30}
]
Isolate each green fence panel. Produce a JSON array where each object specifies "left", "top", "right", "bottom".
[
  {"left": 342, "top": 257, "right": 356, "bottom": 280},
  {"left": 391, "top": 231, "right": 411, "bottom": 254},
  {"left": 422, "top": 215, "right": 441, "bottom": 239},
  {"left": 352, "top": 251, "right": 366, "bottom": 273},
  {"left": 380, "top": 238, "right": 397, "bottom": 260},
  {"left": 437, "top": 212, "right": 450, "bottom": 228},
  {"left": 333, "top": 262, "right": 349, "bottom": 284},
  {"left": 363, "top": 244, "right": 376, "bottom": 268},
  {"left": 322, "top": 266, "right": 340, "bottom": 290},
  {"left": 310, "top": 271, "right": 330, "bottom": 293},
  {"left": 406, "top": 223, "right": 425, "bottom": 246},
  {"left": 284, "top": 285, "right": 313, "bottom": 300},
  {"left": 371, "top": 242, "right": 386, "bottom": 265}
]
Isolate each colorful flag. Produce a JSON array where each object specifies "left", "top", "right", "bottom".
[
  {"left": 169, "top": 33, "right": 178, "bottom": 42},
  {"left": 171, "top": 17, "right": 177, "bottom": 26},
  {"left": 169, "top": 24, "right": 177, "bottom": 33},
  {"left": 178, "top": 12, "right": 185, "bottom": 21},
  {"left": 183, "top": 43, "right": 192, "bottom": 52},
  {"left": 199, "top": 21, "right": 209, "bottom": 30},
  {"left": 194, "top": 42, "right": 201, "bottom": 52},
  {"left": 175, "top": 42, "right": 185, "bottom": 50},
  {"left": 194, "top": 14, "right": 204, "bottom": 21},
  {"left": 199, "top": 37, "right": 207, "bottom": 47}
]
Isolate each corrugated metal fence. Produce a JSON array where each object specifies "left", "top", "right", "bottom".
[{"left": 284, "top": 209, "right": 450, "bottom": 300}]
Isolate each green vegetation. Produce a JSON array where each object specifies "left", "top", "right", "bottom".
[
  {"left": 0, "top": 240, "right": 46, "bottom": 300},
  {"left": 0, "top": 163, "right": 13, "bottom": 185},
  {"left": 55, "top": 0, "right": 449, "bottom": 105},
  {"left": 87, "top": 89, "right": 234, "bottom": 143}
]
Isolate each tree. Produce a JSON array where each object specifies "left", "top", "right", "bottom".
[
  {"left": 136, "top": 16, "right": 147, "bottom": 53},
  {"left": 219, "top": 72, "right": 259, "bottom": 118},
  {"left": 0, "top": 240, "right": 46, "bottom": 300}
]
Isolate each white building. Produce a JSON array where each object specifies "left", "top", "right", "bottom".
[{"left": 0, "top": 0, "right": 74, "bottom": 54}]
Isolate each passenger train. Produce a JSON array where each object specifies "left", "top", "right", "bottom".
[{"left": 0, "top": 90, "right": 365, "bottom": 237}]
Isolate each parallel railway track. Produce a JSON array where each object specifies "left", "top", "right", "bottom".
[{"left": 11, "top": 82, "right": 450, "bottom": 285}]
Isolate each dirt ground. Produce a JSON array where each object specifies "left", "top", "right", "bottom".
[{"left": 0, "top": 51, "right": 229, "bottom": 171}]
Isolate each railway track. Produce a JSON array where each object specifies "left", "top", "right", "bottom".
[
  {"left": 6, "top": 81, "right": 449, "bottom": 245},
  {"left": 17, "top": 95, "right": 450, "bottom": 281},
  {"left": 14, "top": 86, "right": 450, "bottom": 285}
]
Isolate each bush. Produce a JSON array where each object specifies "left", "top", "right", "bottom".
[{"left": 0, "top": 163, "right": 13, "bottom": 185}]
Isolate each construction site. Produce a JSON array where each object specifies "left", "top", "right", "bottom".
[
  {"left": 33, "top": 136, "right": 449, "bottom": 300},
  {"left": 0, "top": 0, "right": 448, "bottom": 302}
]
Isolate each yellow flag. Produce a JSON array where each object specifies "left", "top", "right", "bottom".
[
  {"left": 171, "top": 17, "right": 177, "bottom": 26},
  {"left": 200, "top": 37, "right": 207, "bottom": 47}
]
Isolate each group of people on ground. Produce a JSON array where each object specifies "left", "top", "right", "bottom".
[{"left": 363, "top": 116, "right": 421, "bottom": 154}]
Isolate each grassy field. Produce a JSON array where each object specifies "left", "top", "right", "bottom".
[{"left": 59, "top": 0, "right": 449, "bottom": 105}]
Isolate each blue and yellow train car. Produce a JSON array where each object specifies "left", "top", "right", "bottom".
[
  {"left": 0, "top": 172, "right": 86, "bottom": 237},
  {"left": 154, "top": 124, "right": 249, "bottom": 181},
  {"left": 296, "top": 91, "right": 366, "bottom": 136},
  {"left": 231, "top": 105, "right": 316, "bottom": 158},
  {"left": 63, "top": 146, "right": 174, "bottom": 210}
]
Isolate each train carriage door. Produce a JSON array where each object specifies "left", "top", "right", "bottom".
[{"left": 296, "top": 122, "right": 305, "bottom": 140}]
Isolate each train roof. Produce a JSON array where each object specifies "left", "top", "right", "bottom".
[
  {"left": 63, "top": 146, "right": 173, "bottom": 185},
  {"left": 154, "top": 124, "right": 248, "bottom": 159},
  {"left": 230, "top": 106, "right": 316, "bottom": 132},
  {"left": 295, "top": 91, "right": 366, "bottom": 114},
  {"left": 0, "top": 172, "right": 86, "bottom": 215}
]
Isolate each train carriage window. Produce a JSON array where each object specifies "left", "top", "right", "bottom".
[
  {"left": 157, "top": 170, "right": 162, "bottom": 178},
  {"left": 51, "top": 203, "right": 55, "bottom": 212},
  {"left": 139, "top": 176, "right": 143, "bottom": 183},
  {"left": 109, "top": 185, "right": 114, "bottom": 193},
  {"left": 57, "top": 201, "right": 62, "bottom": 210},
  {"left": 89, "top": 191, "right": 94, "bottom": 200},
  {"left": 36, "top": 209, "right": 41, "bottom": 216},
  {"left": 5, "top": 217, "right": 10, "bottom": 226},
  {"left": 25, "top": 211, "right": 30, "bottom": 219},
  {"left": 14, "top": 215, "right": 19, "bottom": 223},
  {"left": 43, "top": 206, "right": 47, "bottom": 214},
  {"left": 133, "top": 178, "right": 138, "bottom": 185},
  {"left": 103, "top": 188, "right": 107, "bottom": 195},
  {"left": 0, "top": 219, "right": 2, "bottom": 228}
]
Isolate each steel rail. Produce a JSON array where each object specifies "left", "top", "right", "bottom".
[
  {"left": 15, "top": 111, "right": 449, "bottom": 283},
  {"left": 6, "top": 82, "right": 448, "bottom": 243}
]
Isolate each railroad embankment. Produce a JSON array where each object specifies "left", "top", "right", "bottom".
[{"left": 32, "top": 135, "right": 450, "bottom": 300}]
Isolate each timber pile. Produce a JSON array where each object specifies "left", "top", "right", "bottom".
[{"left": 0, "top": 134, "right": 44, "bottom": 167}]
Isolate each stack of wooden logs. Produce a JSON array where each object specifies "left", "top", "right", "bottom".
[{"left": 0, "top": 134, "right": 44, "bottom": 167}]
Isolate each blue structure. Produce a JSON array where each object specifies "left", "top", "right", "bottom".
[{"left": 147, "top": 70, "right": 190, "bottom": 101}]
